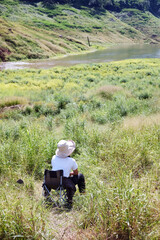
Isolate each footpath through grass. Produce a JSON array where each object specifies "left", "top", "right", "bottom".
[{"left": 0, "top": 59, "right": 160, "bottom": 239}]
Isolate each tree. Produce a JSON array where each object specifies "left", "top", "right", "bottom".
[
  {"left": 150, "top": 0, "right": 160, "bottom": 13},
  {"left": 88, "top": 0, "right": 107, "bottom": 8}
]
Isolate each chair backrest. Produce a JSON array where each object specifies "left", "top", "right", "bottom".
[{"left": 44, "top": 169, "right": 63, "bottom": 189}]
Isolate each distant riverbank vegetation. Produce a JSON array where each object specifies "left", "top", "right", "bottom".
[{"left": 0, "top": 59, "right": 160, "bottom": 239}]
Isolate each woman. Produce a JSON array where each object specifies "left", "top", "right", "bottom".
[{"left": 51, "top": 140, "right": 85, "bottom": 208}]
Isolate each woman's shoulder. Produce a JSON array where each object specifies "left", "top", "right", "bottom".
[
  {"left": 67, "top": 156, "right": 76, "bottom": 162},
  {"left": 51, "top": 155, "right": 56, "bottom": 160}
]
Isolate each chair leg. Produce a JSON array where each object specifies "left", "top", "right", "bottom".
[
  {"left": 42, "top": 185, "right": 67, "bottom": 208},
  {"left": 58, "top": 187, "right": 67, "bottom": 206},
  {"left": 43, "top": 185, "right": 59, "bottom": 207}
]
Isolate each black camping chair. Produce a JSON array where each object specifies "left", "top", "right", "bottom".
[{"left": 42, "top": 169, "right": 67, "bottom": 207}]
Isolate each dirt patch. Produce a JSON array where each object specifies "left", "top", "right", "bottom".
[
  {"left": 0, "top": 47, "right": 11, "bottom": 62},
  {"left": 34, "top": 182, "right": 81, "bottom": 240},
  {"left": 0, "top": 104, "right": 22, "bottom": 113}
]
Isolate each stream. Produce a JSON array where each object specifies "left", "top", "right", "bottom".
[{"left": 0, "top": 44, "right": 160, "bottom": 70}]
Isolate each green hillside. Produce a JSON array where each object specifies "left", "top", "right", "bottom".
[{"left": 0, "top": 0, "right": 160, "bottom": 62}]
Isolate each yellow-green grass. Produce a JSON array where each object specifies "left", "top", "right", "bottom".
[{"left": 0, "top": 59, "right": 160, "bottom": 239}]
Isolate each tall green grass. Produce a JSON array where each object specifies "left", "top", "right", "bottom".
[
  {"left": 74, "top": 123, "right": 160, "bottom": 239},
  {"left": 0, "top": 175, "right": 52, "bottom": 239},
  {"left": 0, "top": 119, "right": 57, "bottom": 176}
]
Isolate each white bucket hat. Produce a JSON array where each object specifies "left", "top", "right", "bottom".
[{"left": 56, "top": 140, "right": 76, "bottom": 158}]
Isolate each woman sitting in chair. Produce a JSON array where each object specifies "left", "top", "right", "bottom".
[{"left": 51, "top": 139, "right": 85, "bottom": 208}]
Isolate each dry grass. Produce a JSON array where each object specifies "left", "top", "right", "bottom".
[
  {"left": 40, "top": 40, "right": 66, "bottom": 54},
  {"left": 96, "top": 85, "right": 124, "bottom": 99},
  {"left": 0, "top": 96, "right": 28, "bottom": 108},
  {"left": 123, "top": 113, "right": 160, "bottom": 129}
]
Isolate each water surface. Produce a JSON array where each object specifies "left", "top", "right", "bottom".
[{"left": 0, "top": 44, "right": 160, "bottom": 70}]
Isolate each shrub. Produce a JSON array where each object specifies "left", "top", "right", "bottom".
[
  {"left": 22, "top": 105, "right": 33, "bottom": 115},
  {"left": 33, "top": 102, "right": 58, "bottom": 117},
  {"left": 55, "top": 95, "right": 71, "bottom": 111},
  {"left": 138, "top": 91, "right": 152, "bottom": 99}
]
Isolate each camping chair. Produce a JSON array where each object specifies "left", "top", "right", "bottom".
[{"left": 42, "top": 169, "right": 67, "bottom": 207}]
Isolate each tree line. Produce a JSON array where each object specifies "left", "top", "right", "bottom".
[{"left": 20, "top": 0, "right": 160, "bottom": 14}]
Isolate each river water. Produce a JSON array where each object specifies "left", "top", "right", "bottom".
[{"left": 0, "top": 44, "right": 160, "bottom": 70}]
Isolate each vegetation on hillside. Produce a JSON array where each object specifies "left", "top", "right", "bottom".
[
  {"left": 0, "top": 59, "right": 160, "bottom": 239},
  {"left": 113, "top": 8, "right": 160, "bottom": 43},
  {"left": 0, "top": 0, "right": 160, "bottom": 62},
  {"left": 19, "top": 0, "right": 160, "bottom": 14}
]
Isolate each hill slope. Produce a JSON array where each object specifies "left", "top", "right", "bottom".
[{"left": 0, "top": 1, "right": 160, "bottom": 62}]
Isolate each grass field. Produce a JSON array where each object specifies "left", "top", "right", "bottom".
[{"left": 0, "top": 59, "right": 160, "bottom": 239}]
